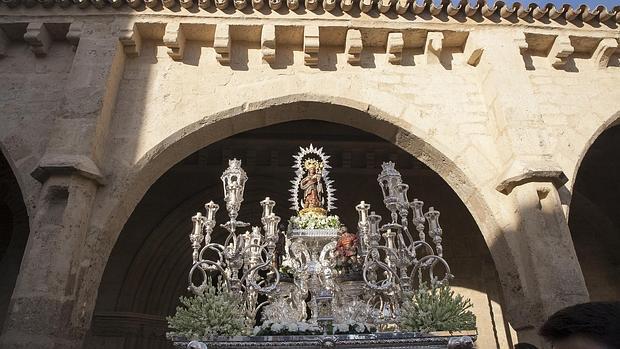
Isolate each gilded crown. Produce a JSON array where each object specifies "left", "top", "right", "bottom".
[{"left": 304, "top": 158, "right": 322, "bottom": 171}]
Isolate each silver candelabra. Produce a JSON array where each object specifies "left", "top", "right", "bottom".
[{"left": 188, "top": 157, "right": 452, "bottom": 330}]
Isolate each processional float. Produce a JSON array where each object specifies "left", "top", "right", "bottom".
[{"left": 187, "top": 144, "right": 455, "bottom": 333}]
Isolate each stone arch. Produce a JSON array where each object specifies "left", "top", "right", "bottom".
[
  {"left": 570, "top": 111, "right": 620, "bottom": 189},
  {"left": 0, "top": 148, "right": 29, "bottom": 331},
  {"left": 91, "top": 119, "right": 514, "bottom": 348},
  {"left": 88, "top": 95, "right": 524, "bottom": 338}
]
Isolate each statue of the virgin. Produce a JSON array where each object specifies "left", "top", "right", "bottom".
[{"left": 299, "top": 158, "right": 326, "bottom": 216}]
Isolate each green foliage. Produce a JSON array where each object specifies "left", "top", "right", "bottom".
[
  {"left": 400, "top": 284, "right": 476, "bottom": 333},
  {"left": 166, "top": 278, "right": 245, "bottom": 340}
]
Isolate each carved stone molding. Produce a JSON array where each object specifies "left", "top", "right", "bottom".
[
  {"left": 386, "top": 32, "right": 403, "bottom": 65},
  {"left": 592, "top": 37, "right": 619, "bottom": 69},
  {"left": 424, "top": 31, "right": 443, "bottom": 65},
  {"left": 548, "top": 34, "right": 574, "bottom": 69},
  {"left": 519, "top": 31, "right": 619, "bottom": 69},
  {"left": 8, "top": 19, "right": 605, "bottom": 71},
  {"left": 303, "top": 25, "right": 319, "bottom": 67},
  {"left": 163, "top": 23, "right": 186, "bottom": 60},
  {"left": 345, "top": 29, "right": 362, "bottom": 65},
  {"left": 66, "top": 22, "right": 83, "bottom": 48},
  {"left": 214, "top": 24, "right": 231, "bottom": 64},
  {"left": 24, "top": 22, "right": 51, "bottom": 57},
  {"left": 119, "top": 23, "right": 142, "bottom": 57},
  {"left": 261, "top": 24, "right": 276, "bottom": 64}
]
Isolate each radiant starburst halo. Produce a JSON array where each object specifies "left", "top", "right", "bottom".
[{"left": 289, "top": 144, "right": 337, "bottom": 212}]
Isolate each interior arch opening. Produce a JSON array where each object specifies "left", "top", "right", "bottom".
[
  {"left": 569, "top": 124, "right": 620, "bottom": 301},
  {"left": 88, "top": 120, "right": 513, "bottom": 348},
  {"left": 0, "top": 151, "right": 29, "bottom": 331}
]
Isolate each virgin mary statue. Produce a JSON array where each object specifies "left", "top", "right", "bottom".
[{"left": 299, "top": 159, "right": 326, "bottom": 216}]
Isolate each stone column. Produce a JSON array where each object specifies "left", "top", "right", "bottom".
[
  {"left": 503, "top": 181, "right": 588, "bottom": 347},
  {"left": 0, "top": 21, "right": 126, "bottom": 349},
  {"left": 470, "top": 29, "right": 589, "bottom": 347}
]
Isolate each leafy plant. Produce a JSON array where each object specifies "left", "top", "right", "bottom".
[
  {"left": 166, "top": 278, "right": 246, "bottom": 340},
  {"left": 400, "top": 284, "right": 476, "bottom": 333}
]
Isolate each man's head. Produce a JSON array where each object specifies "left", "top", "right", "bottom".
[{"left": 539, "top": 302, "right": 620, "bottom": 349}]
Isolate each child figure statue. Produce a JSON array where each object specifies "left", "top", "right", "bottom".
[{"left": 334, "top": 225, "right": 359, "bottom": 274}]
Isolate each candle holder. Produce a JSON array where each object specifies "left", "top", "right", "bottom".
[
  {"left": 188, "top": 159, "right": 281, "bottom": 326},
  {"left": 359, "top": 162, "right": 453, "bottom": 325}
]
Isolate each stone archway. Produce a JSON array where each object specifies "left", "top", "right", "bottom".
[
  {"left": 568, "top": 120, "right": 620, "bottom": 301},
  {"left": 96, "top": 98, "right": 519, "bottom": 286},
  {"left": 0, "top": 150, "right": 29, "bottom": 331},
  {"left": 80, "top": 97, "right": 528, "bottom": 349},
  {"left": 89, "top": 120, "right": 513, "bottom": 348},
  {"left": 569, "top": 111, "right": 620, "bottom": 192}
]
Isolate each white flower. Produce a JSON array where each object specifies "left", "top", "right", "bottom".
[
  {"left": 271, "top": 324, "right": 282, "bottom": 333},
  {"left": 335, "top": 324, "right": 348, "bottom": 333}
]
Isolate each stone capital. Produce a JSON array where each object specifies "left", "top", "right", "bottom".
[
  {"left": 496, "top": 159, "right": 568, "bottom": 195},
  {"left": 31, "top": 154, "right": 105, "bottom": 185}
]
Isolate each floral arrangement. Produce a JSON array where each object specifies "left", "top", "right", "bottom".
[
  {"left": 166, "top": 277, "right": 246, "bottom": 340},
  {"left": 252, "top": 320, "right": 323, "bottom": 336},
  {"left": 289, "top": 213, "right": 340, "bottom": 230},
  {"left": 400, "top": 283, "right": 476, "bottom": 333},
  {"left": 333, "top": 321, "right": 376, "bottom": 334}
]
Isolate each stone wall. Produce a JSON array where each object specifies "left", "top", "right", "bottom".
[{"left": 0, "top": 4, "right": 619, "bottom": 349}]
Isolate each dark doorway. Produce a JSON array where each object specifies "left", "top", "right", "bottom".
[
  {"left": 569, "top": 125, "right": 620, "bottom": 301},
  {"left": 0, "top": 151, "right": 29, "bottom": 330}
]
